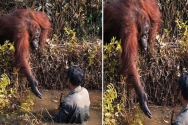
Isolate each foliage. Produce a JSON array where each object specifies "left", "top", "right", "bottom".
[
  {"left": 103, "top": 83, "right": 123, "bottom": 125},
  {"left": 0, "top": 42, "right": 16, "bottom": 115},
  {"left": 30, "top": 28, "right": 102, "bottom": 90},
  {"left": 0, "top": 41, "right": 14, "bottom": 69},
  {"left": 104, "top": 38, "right": 144, "bottom": 124},
  {"left": 64, "top": 26, "right": 77, "bottom": 43},
  {"left": 103, "top": 37, "right": 122, "bottom": 87},
  {"left": 175, "top": 19, "right": 188, "bottom": 45},
  {"left": 0, "top": 42, "right": 34, "bottom": 118},
  {"left": 0, "top": 73, "right": 34, "bottom": 116},
  {"left": 159, "top": 0, "right": 187, "bottom": 41},
  {"left": 0, "top": 73, "right": 15, "bottom": 112}
]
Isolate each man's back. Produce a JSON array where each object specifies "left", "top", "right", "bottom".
[{"left": 56, "top": 86, "right": 90, "bottom": 124}]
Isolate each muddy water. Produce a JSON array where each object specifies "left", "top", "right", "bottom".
[
  {"left": 32, "top": 89, "right": 102, "bottom": 125},
  {"left": 1, "top": 88, "right": 183, "bottom": 125},
  {"left": 143, "top": 106, "right": 182, "bottom": 125},
  {"left": 31, "top": 92, "right": 183, "bottom": 125}
]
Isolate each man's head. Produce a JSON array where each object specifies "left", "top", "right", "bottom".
[
  {"left": 178, "top": 72, "right": 188, "bottom": 104},
  {"left": 67, "top": 66, "right": 84, "bottom": 86}
]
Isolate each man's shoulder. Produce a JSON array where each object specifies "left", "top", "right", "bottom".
[
  {"left": 80, "top": 87, "right": 89, "bottom": 93},
  {"left": 73, "top": 87, "right": 89, "bottom": 98},
  {"left": 64, "top": 87, "right": 89, "bottom": 102},
  {"left": 182, "top": 109, "right": 188, "bottom": 118},
  {"left": 180, "top": 106, "right": 188, "bottom": 118},
  {"left": 174, "top": 109, "right": 188, "bottom": 125}
]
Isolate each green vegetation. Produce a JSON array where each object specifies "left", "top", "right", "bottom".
[
  {"left": 0, "top": 42, "right": 35, "bottom": 117},
  {"left": 0, "top": 74, "right": 15, "bottom": 112},
  {"left": 103, "top": 83, "right": 123, "bottom": 125},
  {"left": 0, "top": 31, "right": 102, "bottom": 124},
  {"left": 104, "top": 38, "right": 144, "bottom": 124}
]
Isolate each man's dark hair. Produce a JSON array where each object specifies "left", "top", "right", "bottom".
[
  {"left": 179, "top": 72, "right": 188, "bottom": 100},
  {"left": 67, "top": 66, "right": 84, "bottom": 86}
]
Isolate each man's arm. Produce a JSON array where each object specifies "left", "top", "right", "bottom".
[
  {"left": 172, "top": 121, "right": 180, "bottom": 125},
  {"left": 54, "top": 102, "right": 72, "bottom": 123}
]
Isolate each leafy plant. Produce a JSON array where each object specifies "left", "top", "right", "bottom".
[
  {"left": 0, "top": 42, "right": 34, "bottom": 116},
  {"left": 0, "top": 73, "right": 16, "bottom": 113},
  {"left": 104, "top": 37, "right": 144, "bottom": 124},
  {"left": 175, "top": 19, "right": 188, "bottom": 49},
  {"left": 103, "top": 83, "right": 123, "bottom": 125},
  {"left": 103, "top": 37, "right": 122, "bottom": 86}
]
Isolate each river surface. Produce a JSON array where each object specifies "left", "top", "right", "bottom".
[
  {"left": 33, "top": 92, "right": 181, "bottom": 125},
  {"left": 33, "top": 89, "right": 102, "bottom": 125},
  {"left": 0, "top": 89, "right": 183, "bottom": 125},
  {"left": 143, "top": 105, "right": 182, "bottom": 125}
]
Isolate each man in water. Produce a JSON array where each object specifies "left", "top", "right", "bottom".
[
  {"left": 53, "top": 66, "right": 90, "bottom": 124},
  {"left": 173, "top": 72, "right": 188, "bottom": 125}
]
